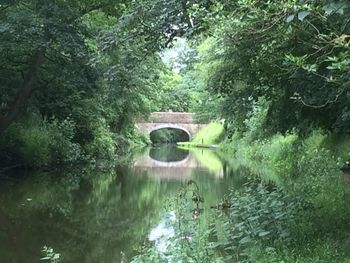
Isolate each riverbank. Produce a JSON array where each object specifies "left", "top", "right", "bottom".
[
  {"left": 134, "top": 129, "right": 350, "bottom": 262},
  {"left": 216, "top": 130, "right": 350, "bottom": 262},
  {"left": 177, "top": 122, "right": 224, "bottom": 148},
  {"left": 213, "top": 130, "right": 350, "bottom": 262}
]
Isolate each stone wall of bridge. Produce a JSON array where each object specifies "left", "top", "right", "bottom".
[
  {"left": 148, "top": 112, "right": 194, "bottom": 124},
  {"left": 135, "top": 123, "right": 206, "bottom": 140},
  {"left": 135, "top": 112, "right": 207, "bottom": 140}
]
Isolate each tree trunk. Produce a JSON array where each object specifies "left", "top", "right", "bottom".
[{"left": 0, "top": 49, "right": 45, "bottom": 134}]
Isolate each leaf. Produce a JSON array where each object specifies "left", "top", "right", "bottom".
[
  {"left": 258, "top": 231, "right": 270, "bottom": 237},
  {"left": 297, "top": 11, "right": 310, "bottom": 21},
  {"left": 286, "top": 15, "right": 295, "bottom": 23},
  {"left": 239, "top": 236, "right": 251, "bottom": 244},
  {"left": 0, "top": 23, "right": 11, "bottom": 33},
  {"left": 280, "top": 230, "right": 290, "bottom": 238},
  {"left": 322, "top": 2, "right": 347, "bottom": 16}
]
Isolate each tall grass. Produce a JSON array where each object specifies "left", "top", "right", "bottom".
[{"left": 217, "top": 129, "right": 350, "bottom": 262}]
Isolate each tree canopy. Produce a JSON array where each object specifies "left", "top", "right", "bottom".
[{"left": 1, "top": 0, "right": 350, "bottom": 166}]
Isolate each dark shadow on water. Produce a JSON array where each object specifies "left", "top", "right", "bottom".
[{"left": 149, "top": 144, "right": 189, "bottom": 162}]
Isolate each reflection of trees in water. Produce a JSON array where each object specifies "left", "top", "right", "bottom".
[
  {"left": 132, "top": 180, "right": 211, "bottom": 262},
  {"left": 149, "top": 145, "right": 189, "bottom": 162},
  {"left": 0, "top": 166, "right": 180, "bottom": 263},
  {"left": 0, "top": 150, "right": 241, "bottom": 263}
]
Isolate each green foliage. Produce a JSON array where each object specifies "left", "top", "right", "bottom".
[
  {"left": 0, "top": 113, "right": 82, "bottom": 166},
  {"left": 47, "top": 117, "right": 82, "bottom": 163},
  {"left": 40, "top": 246, "right": 61, "bottom": 263},
  {"left": 250, "top": 239, "right": 347, "bottom": 263},
  {"left": 196, "top": 0, "right": 350, "bottom": 134},
  {"left": 2, "top": 0, "right": 350, "bottom": 260},
  {"left": 243, "top": 97, "right": 271, "bottom": 141},
  {"left": 129, "top": 130, "right": 152, "bottom": 148},
  {"left": 259, "top": 133, "right": 299, "bottom": 178},
  {"left": 192, "top": 122, "right": 224, "bottom": 145},
  {"left": 1, "top": 0, "right": 214, "bottom": 166},
  {"left": 131, "top": 181, "right": 215, "bottom": 263},
  {"left": 18, "top": 123, "right": 52, "bottom": 167},
  {"left": 150, "top": 128, "right": 190, "bottom": 144},
  {"left": 213, "top": 182, "right": 298, "bottom": 262},
  {"left": 218, "top": 128, "right": 350, "bottom": 262},
  {"left": 85, "top": 119, "right": 116, "bottom": 160}
]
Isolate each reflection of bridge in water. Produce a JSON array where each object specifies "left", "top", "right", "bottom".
[{"left": 133, "top": 149, "right": 223, "bottom": 180}]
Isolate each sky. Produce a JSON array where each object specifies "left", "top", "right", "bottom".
[{"left": 160, "top": 37, "right": 187, "bottom": 73}]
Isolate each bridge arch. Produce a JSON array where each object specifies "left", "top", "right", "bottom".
[
  {"left": 149, "top": 124, "right": 191, "bottom": 141},
  {"left": 135, "top": 112, "right": 208, "bottom": 140}
]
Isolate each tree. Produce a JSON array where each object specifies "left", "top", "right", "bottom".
[
  {"left": 198, "top": 0, "right": 350, "bottom": 134},
  {"left": 0, "top": 0, "right": 136, "bottom": 133}
]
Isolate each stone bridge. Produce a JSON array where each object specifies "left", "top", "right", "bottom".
[{"left": 135, "top": 112, "right": 206, "bottom": 140}]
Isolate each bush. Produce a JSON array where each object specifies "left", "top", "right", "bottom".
[
  {"left": 18, "top": 124, "right": 52, "bottom": 166},
  {"left": 302, "top": 129, "right": 327, "bottom": 152},
  {"left": 0, "top": 113, "right": 83, "bottom": 167},
  {"left": 130, "top": 130, "right": 151, "bottom": 147},
  {"left": 85, "top": 120, "right": 116, "bottom": 160},
  {"left": 243, "top": 97, "right": 270, "bottom": 142},
  {"left": 47, "top": 118, "right": 82, "bottom": 163},
  {"left": 214, "top": 182, "right": 299, "bottom": 262},
  {"left": 221, "top": 127, "right": 350, "bottom": 259},
  {"left": 260, "top": 133, "right": 299, "bottom": 178}
]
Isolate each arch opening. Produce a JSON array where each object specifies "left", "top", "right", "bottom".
[{"left": 150, "top": 128, "right": 190, "bottom": 144}]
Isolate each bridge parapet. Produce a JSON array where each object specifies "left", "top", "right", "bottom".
[{"left": 147, "top": 112, "right": 194, "bottom": 124}]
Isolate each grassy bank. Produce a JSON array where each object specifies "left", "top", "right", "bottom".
[
  {"left": 177, "top": 122, "right": 224, "bottom": 148},
  {"left": 214, "top": 130, "right": 350, "bottom": 262}
]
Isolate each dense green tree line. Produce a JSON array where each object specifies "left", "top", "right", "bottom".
[
  {"left": 0, "top": 0, "right": 212, "bottom": 166},
  {"left": 2, "top": 0, "right": 350, "bottom": 262},
  {"left": 195, "top": 0, "right": 350, "bottom": 136},
  {"left": 1, "top": 0, "right": 350, "bottom": 163}
]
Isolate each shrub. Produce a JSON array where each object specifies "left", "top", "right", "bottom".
[
  {"left": 1, "top": 114, "right": 83, "bottom": 166},
  {"left": 130, "top": 130, "right": 151, "bottom": 147},
  {"left": 85, "top": 120, "right": 116, "bottom": 159},
  {"left": 322, "top": 133, "right": 350, "bottom": 164},
  {"left": 47, "top": 118, "right": 82, "bottom": 163},
  {"left": 243, "top": 97, "right": 270, "bottom": 142},
  {"left": 302, "top": 129, "right": 327, "bottom": 152},
  {"left": 260, "top": 133, "right": 299, "bottom": 178},
  {"left": 18, "top": 124, "right": 52, "bottom": 166},
  {"left": 214, "top": 182, "right": 299, "bottom": 262},
  {"left": 192, "top": 122, "right": 224, "bottom": 145}
]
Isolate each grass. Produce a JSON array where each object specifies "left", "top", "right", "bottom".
[
  {"left": 215, "top": 130, "right": 350, "bottom": 262},
  {"left": 177, "top": 122, "right": 224, "bottom": 148}
]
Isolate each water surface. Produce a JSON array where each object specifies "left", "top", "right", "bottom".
[{"left": 0, "top": 145, "right": 239, "bottom": 262}]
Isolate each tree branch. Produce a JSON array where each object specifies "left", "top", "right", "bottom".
[
  {"left": 0, "top": 49, "right": 45, "bottom": 133},
  {"left": 292, "top": 90, "right": 344, "bottom": 109}
]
